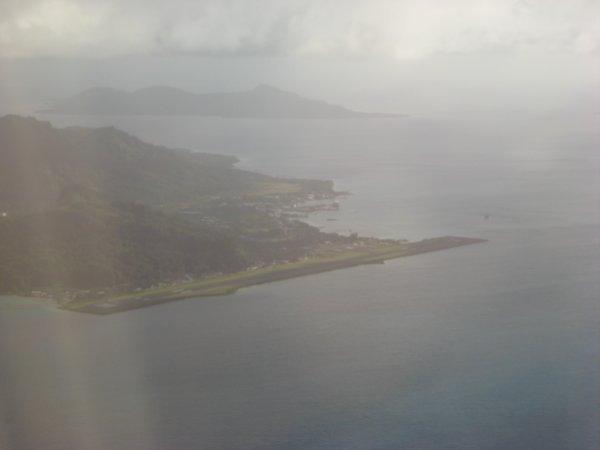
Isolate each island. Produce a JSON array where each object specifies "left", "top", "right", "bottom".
[
  {"left": 42, "top": 84, "right": 401, "bottom": 118},
  {"left": 0, "top": 115, "right": 485, "bottom": 314}
]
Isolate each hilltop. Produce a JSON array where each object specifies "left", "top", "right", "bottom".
[{"left": 0, "top": 115, "right": 332, "bottom": 213}]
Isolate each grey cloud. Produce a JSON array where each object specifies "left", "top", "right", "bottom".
[{"left": 0, "top": 0, "right": 598, "bottom": 58}]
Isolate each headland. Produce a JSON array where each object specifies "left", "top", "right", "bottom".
[{"left": 63, "top": 236, "right": 486, "bottom": 315}]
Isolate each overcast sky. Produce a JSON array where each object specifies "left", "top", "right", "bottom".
[
  {"left": 0, "top": 0, "right": 598, "bottom": 116},
  {"left": 1, "top": 0, "right": 599, "bottom": 59}
]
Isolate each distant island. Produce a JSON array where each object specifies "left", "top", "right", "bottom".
[
  {"left": 42, "top": 84, "right": 402, "bottom": 118},
  {"left": 0, "top": 115, "right": 482, "bottom": 313}
]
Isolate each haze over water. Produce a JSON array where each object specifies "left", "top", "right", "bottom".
[{"left": 1, "top": 112, "right": 599, "bottom": 449}]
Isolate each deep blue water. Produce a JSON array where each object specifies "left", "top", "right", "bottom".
[{"left": 1, "top": 113, "right": 598, "bottom": 449}]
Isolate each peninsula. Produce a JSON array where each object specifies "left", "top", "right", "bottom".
[
  {"left": 64, "top": 236, "right": 485, "bottom": 315},
  {"left": 0, "top": 115, "right": 484, "bottom": 315}
]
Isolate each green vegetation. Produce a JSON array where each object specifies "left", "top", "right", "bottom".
[
  {"left": 0, "top": 115, "right": 342, "bottom": 298},
  {"left": 0, "top": 201, "right": 249, "bottom": 295},
  {"left": 64, "top": 237, "right": 486, "bottom": 315},
  {"left": 0, "top": 115, "right": 484, "bottom": 312}
]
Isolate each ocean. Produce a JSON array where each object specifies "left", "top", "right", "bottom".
[{"left": 1, "top": 112, "right": 598, "bottom": 449}]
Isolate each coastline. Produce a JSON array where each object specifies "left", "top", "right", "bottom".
[
  {"left": 0, "top": 295, "right": 59, "bottom": 310},
  {"left": 62, "top": 236, "right": 486, "bottom": 315}
]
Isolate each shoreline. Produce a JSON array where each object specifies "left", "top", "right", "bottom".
[
  {"left": 0, "top": 295, "right": 59, "bottom": 309},
  {"left": 62, "top": 236, "right": 486, "bottom": 315}
]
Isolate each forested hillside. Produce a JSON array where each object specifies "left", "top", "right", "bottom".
[
  {"left": 0, "top": 115, "right": 331, "bottom": 213},
  {"left": 0, "top": 116, "right": 337, "bottom": 296}
]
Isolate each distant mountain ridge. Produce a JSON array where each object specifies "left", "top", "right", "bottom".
[{"left": 43, "top": 84, "right": 400, "bottom": 118}]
